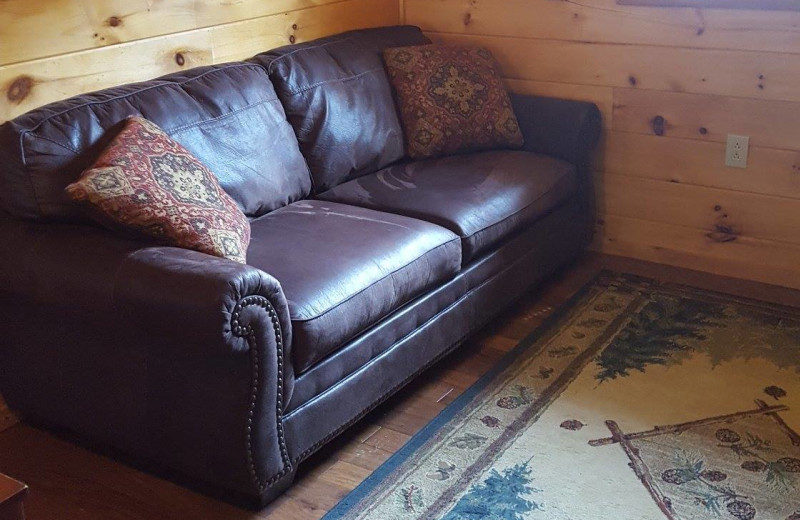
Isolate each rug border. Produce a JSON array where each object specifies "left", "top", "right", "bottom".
[{"left": 321, "top": 269, "right": 609, "bottom": 519}]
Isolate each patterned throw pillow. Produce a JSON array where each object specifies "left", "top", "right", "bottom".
[
  {"left": 65, "top": 117, "right": 251, "bottom": 263},
  {"left": 383, "top": 44, "right": 523, "bottom": 160}
]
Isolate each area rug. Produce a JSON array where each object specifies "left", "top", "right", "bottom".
[{"left": 323, "top": 272, "right": 800, "bottom": 520}]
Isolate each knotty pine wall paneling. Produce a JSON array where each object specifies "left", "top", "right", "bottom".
[
  {"left": 0, "top": 0, "right": 399, "bottom": 122},
  {"left": 0, "top": 0, "right": 400, "bottom": 431},
  {"left": 402, "top": 0, "right": 800, "bottom": 289}
]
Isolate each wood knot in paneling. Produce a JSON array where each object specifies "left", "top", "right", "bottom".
[
  {"left": 651, "top": 115, "right": 666, "bottom": 136},
  {"left": 7, "top": 76, "right": 33, "bottom": 103},
  {"left": 707, "top": 223, "right": 739, "bottom": 243},
  {"left": 707, "top": 206, "right": 739, "bottom": 243},
  {"left": 107, "top": 16, "right": 123, "bottom": 27}
]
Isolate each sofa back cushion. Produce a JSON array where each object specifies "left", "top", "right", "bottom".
[
  {"left": 0, "top": 63, "right": 311, "bottom": 222},
  {"left": 250, "top": 26, "right": 430, "bottom": 193}
]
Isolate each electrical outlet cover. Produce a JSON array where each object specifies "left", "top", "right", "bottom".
[{"left": 725, "top": 134, "right": 749, "bottom": 168}]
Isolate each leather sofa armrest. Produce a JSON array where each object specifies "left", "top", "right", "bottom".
[
  {"left": 0, "top": 215, "right": 292, "bottom": 363},
  {"left": 0, "top": 215, "right": 296, "bottom": 500},
  {"left": 510, "top": 93, "right": 602, "bottom": 168},
  {"left": 510, "top": 93, "right": 602, "bottom": 245}
]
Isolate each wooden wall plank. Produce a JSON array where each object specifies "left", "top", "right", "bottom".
[
  {"left": 0, "top": 0, "right": 400, "bottom": 123},
  {"left": 0, "top": 31, "right": 214, "bottom": 122},
  {"left": 405, "top": 0, "right": 800, "bottom": 53},
  {"left": 603, "top": 132, "right": 800, "bottom": 199},
  {"left": 427, "top": 32, "right": 800, "bottom": 104},
  {"left": 596, "top": 215, "right": 800, "bottom": 290},
  {"left": 0, "top": 0, "right": 346, "bottom": 66},
  {"left": 612, "top": 88, "right": 800, "bottom": 151},
  {"left": 211, "top": 0, "right": 400, "bottom": 63},
  {"left": 598, "top": 172, "right": 800, "bottom": 245}
]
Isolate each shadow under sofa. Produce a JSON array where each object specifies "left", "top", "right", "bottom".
[{"left": 0, "top": 26, "right": 601, "bottom": 507}]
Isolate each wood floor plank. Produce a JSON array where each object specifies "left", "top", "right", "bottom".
[
  {"left": 361, "top": 427, "right": 411, "bottom": 453},
  {"left": 257, "top": 496, "right": 321, "bottom": 520},
  {"left": 335, "top": 441, "right": 395, "bottom": 472}
]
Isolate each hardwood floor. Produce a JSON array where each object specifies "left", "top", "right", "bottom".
[{"left": 1, "top": 252, "right": 798, "bottom": 520}]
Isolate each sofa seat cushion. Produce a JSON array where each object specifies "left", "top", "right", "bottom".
[
  {"left": 246, "top": 200, "right": 461, "bottom": 373},
  {"left": 318, "top": 150, "right": 577, "bottom": 263}
]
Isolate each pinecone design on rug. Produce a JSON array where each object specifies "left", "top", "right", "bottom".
[
  {"left": 765, "top": 386, "right": 787, "bottom": 400},
  {"left": 560, "top": 419, "right": 585, "bottom": 431},
  {"left": 480, "top": 416, "right": 501, "bottom": 428},
  {"left": 496, "top": 385, "right": 534, "bottom": 409},
  {"left": 427, "top": 461, "right": 457, "bottom": 481}
]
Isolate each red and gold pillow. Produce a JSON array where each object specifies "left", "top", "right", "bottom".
[
  {"left": 66, "top": 117, "right": 250, "bottom": 263},
  {"left": 383, "top": 44, "right": 523, "bottom": 160}
]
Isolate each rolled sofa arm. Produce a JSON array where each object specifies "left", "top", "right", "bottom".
[
  {"left": 510, "top": 93, "right": 602, "bottom": 244},
  {"left": 510, "top": 93, "right": 602, "bottom": 167},
  {"left": 0, "top": 215, "right": 295, "bottom": 502}
]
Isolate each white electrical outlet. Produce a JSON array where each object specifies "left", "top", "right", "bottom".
[{"left": 725, "top": 134, "right": 749, "bottom": 168}]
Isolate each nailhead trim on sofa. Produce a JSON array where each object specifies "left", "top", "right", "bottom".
[{"left": 232, "top": 296, "right": 292, "bottom": 492}]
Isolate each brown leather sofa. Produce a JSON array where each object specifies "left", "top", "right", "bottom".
[{"left": 0, "top": 26, "right": 601, "bottom": 506}]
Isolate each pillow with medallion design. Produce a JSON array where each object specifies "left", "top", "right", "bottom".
[
  {"left": 383, "top": 44, "right": 523, "bottom": 160},
  {"left": 65, "top": 117, "right": 250, "bottom": 263}
]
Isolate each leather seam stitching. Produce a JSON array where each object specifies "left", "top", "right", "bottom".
[
  {"left": 20, "top": 95, "right": 280, "bottom": 162},
  {"left": 165, "top": 97, "right": 278, "bottom": 135},
  {"left": 17, "top": 64, "right": 275, "bottom": 172},
  {"left": 265, "top": 36, "right": 356, "bottom": 76},
  {"left": 18, "top": 63, "right": 268, "bottom": 134},
  {"left": 285, "top": 67, "right": 384, "bottom": 96},
  {"left": 23, "top": 132, "right": 80, "bottom": 155}
]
